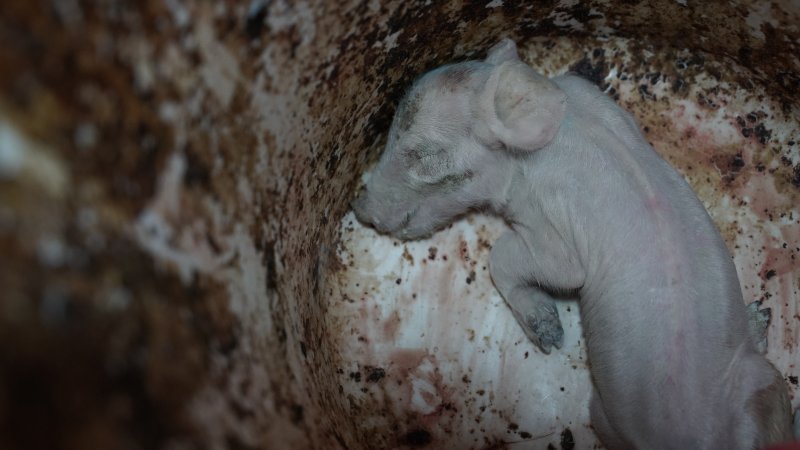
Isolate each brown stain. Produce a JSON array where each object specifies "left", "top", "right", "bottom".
[
  {"left": 389, "top": 348, "right": 430, "bottom": 379},
  {"left": 383, "top": 309, "right": 402, "bottom": 342}
]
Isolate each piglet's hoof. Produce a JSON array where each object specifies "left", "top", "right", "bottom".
[
  {"left": 747, "top": 299, "right": 771, "bottom": 354},
  {"left": 523, "top": 307, "right": 564, "bottom": 354}
]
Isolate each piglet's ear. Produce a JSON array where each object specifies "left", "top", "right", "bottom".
[
  {"left": 485, "top": 38, "right": 519, "bottom": 65},
  {"left": 475, "top": 60, "right": 566, "bottom": 152}
]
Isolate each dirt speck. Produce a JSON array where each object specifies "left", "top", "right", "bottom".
[
  {"left": 365, "top": 366, "right": 386, "bottom": 383},
  {"left": 569, "top": 55, "right": 608, "bottom": 88},
  {"left": 560, "top": 428, "right": 575, "bottom": 450}
]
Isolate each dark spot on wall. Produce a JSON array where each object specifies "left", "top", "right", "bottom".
[
  {"left": 671, "top": 77, "right": 686, "bottom": 93},
  {"left": 638, "top": 84, "right": 655, "bottom": 101},
  {"left": 569, "top": 56, "right": 607, "bottom": 88},
  {"left": 226, "top": 434, "right": 258, "bottom": 450},
  {"left": 788, "top": 375, "right": 798, "bottom": 385},
  {"left": 697, "top": 92, "right": 719, "bottom": 109},
  {"left": 738, "top": 45, "right": 753, "bottom": 66},
  {"left": 754, "top": 123, "right": 771, "bottom": 144},
  {"left": 465, "top": 270, "right": 476, "bottom": 285},
  {"left": 400, "top": 428, "right": 433, "bottom": 447},
  {"left": 365, "top": 366, "right": 385, "bottom": 382},
  {"left": 245, "top": 1, "right": 268, "bottom": 39},
  {"left": 560, "top": 428, "right": 575, "bottom": 450},
  {"left": 263, "top": 241, "right": 277, "bottom": 291},
  {"left": 765, "top": 269, "right": 777, "bottom": 280},
  {"left": 326, "top": 150, "right": 340, "bottom": 176},
  {"left": 217, "top": 331, "right": 240, "bottom": 356},
  {"left": 791, "top": 165, "right": 800, "bottom": 188},
  {"left": 290, "top": 403, "right": 304, "bottom": 425},
  {"left": 184, "top": 148, "right": 212, "bottom": 188},
  {"left": 775, "top": 70, "right": 800, "bottom": 93}
]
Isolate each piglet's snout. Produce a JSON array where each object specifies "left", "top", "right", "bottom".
[{"left": 351, "top": 190, "right": 385, "bottom": 231}]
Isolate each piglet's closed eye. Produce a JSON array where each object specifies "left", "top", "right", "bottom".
[{"left": 474, "top": 60, "right": 567, "bottom": 152}]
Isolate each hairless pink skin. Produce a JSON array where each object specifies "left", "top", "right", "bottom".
[{"left": 352, "top": 39, "right": 795, "bottom": 449}]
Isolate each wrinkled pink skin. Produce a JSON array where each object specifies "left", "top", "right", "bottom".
[{"left": 352, "top": 39, "right": 796, "bottom": 449}]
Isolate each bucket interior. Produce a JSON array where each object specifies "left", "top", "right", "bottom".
[{"left": 0, "top": 1, "right": 798, "bottom": 449}]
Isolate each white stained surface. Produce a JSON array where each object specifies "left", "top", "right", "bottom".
[{"left": 329, "top": 213, "right": 596, "bottom": 449}]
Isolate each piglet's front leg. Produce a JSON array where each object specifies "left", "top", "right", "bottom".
[{"left": 490, "top": 231, "right": 564, "bottom": 354}]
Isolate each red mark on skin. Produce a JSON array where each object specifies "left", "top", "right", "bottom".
[{"left": 644, "top": 195, "right": 664, "bottom": 212}]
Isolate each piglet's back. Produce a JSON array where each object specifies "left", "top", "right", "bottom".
[{"left": 547, "top": 75, "right": 782, "bottom": 448}]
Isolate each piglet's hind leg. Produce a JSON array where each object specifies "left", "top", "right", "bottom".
[{"left": 490, "top": 231, "right": 564, "bottom": 354}]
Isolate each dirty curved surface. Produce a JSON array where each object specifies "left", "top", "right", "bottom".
[{"left": 0, "top": 1, "right": 798, "bottom": 449}]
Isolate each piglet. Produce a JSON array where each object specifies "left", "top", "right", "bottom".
[{"left": 352, "top": 39, "right": 794, "bottom": 449}]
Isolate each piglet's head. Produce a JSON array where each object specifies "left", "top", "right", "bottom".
[{"left": 352, "top": 39, "right": 566, "bottom": 239}]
